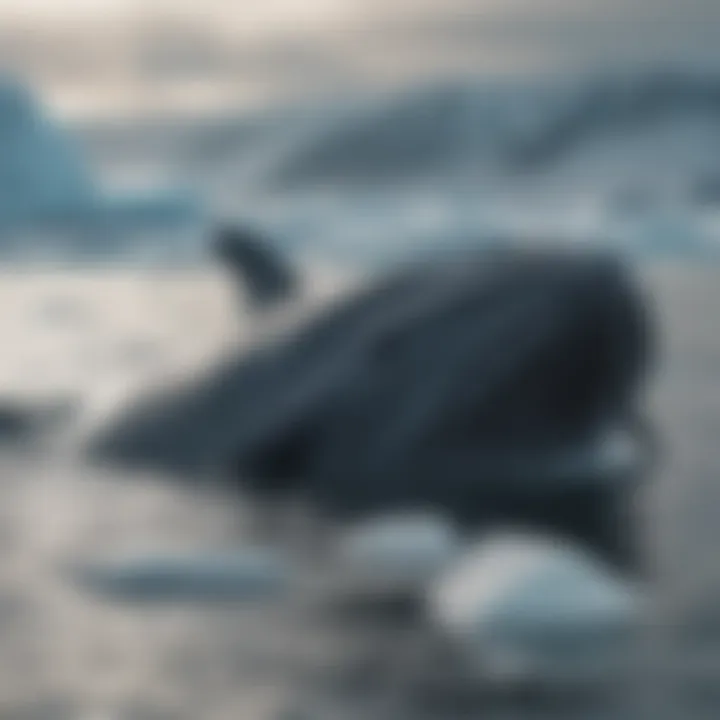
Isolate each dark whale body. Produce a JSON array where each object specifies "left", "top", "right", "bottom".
[{"left": 89, "top": 236, "right": 655, "bottom": 571}]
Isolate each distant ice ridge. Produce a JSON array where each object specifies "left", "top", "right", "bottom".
[
  {"left": 192, "top": 71, "right": 720, "bottom": 194},
  {"left": 0, "top": 79, "right": 203, "bottom": 262},
  {"left": 12, "top": 69, "right": 720, "bottom": 265},
  {"left": 178, "top": 70, "right": 720, "bottom": 265},
  {"left": 219, "top": 187, "right": 720, "bottom": 269}
]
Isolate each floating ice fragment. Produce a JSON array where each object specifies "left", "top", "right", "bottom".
[
  {"left": 428, "top": 532, "right": 641, "bottom": 684},
  {"left": 72, "top": 547, "right": 289, "bottom": 603},
  {"left": 337, "top": 512, "right": 460, "bottom": 593}
]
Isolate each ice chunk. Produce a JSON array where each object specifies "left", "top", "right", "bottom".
[
  {"left": 71, "top": 548, "right": 290, "bottom": 603},
  {"left": 428, "top": 532, "right": 640, "bottom": 683},
  {"left": 337, "top": 512, "right": 460, "bottom": 592}
]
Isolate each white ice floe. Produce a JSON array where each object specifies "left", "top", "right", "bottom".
[
  {"left": 72, "top": 547, "right": 289, "bottom": 603},
  {"left": 336, "top": 512, "right": 461, "bottom": 593},
  {"left": 428, "top": 531, "right": 641, "bottom": 684},
  {"left": 69, "top": 518, "right": 643, "bottom": 687}
]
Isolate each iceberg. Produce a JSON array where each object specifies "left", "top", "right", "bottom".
[{"left": 0, "top": 79, "right": 202, "bottom": 260}]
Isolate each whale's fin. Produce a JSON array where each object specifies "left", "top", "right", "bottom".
[{"left": 214, "top": 224, "right": 299, "bottom": 311}]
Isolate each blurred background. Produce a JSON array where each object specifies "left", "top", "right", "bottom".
[
  {"left": 0, "top": 1, "right": 719, "bottom": 718},
  {"left": 6, "top": 0, "right": 720, "bottom": 265}
]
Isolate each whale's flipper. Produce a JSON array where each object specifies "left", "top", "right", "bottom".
[{"left": 214, "top": 225, "right": 299, "bottom": 311}]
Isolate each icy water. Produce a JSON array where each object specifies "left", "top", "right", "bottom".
[{"left": 0, "top": 263, "right": 716, "bottom": 719}]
